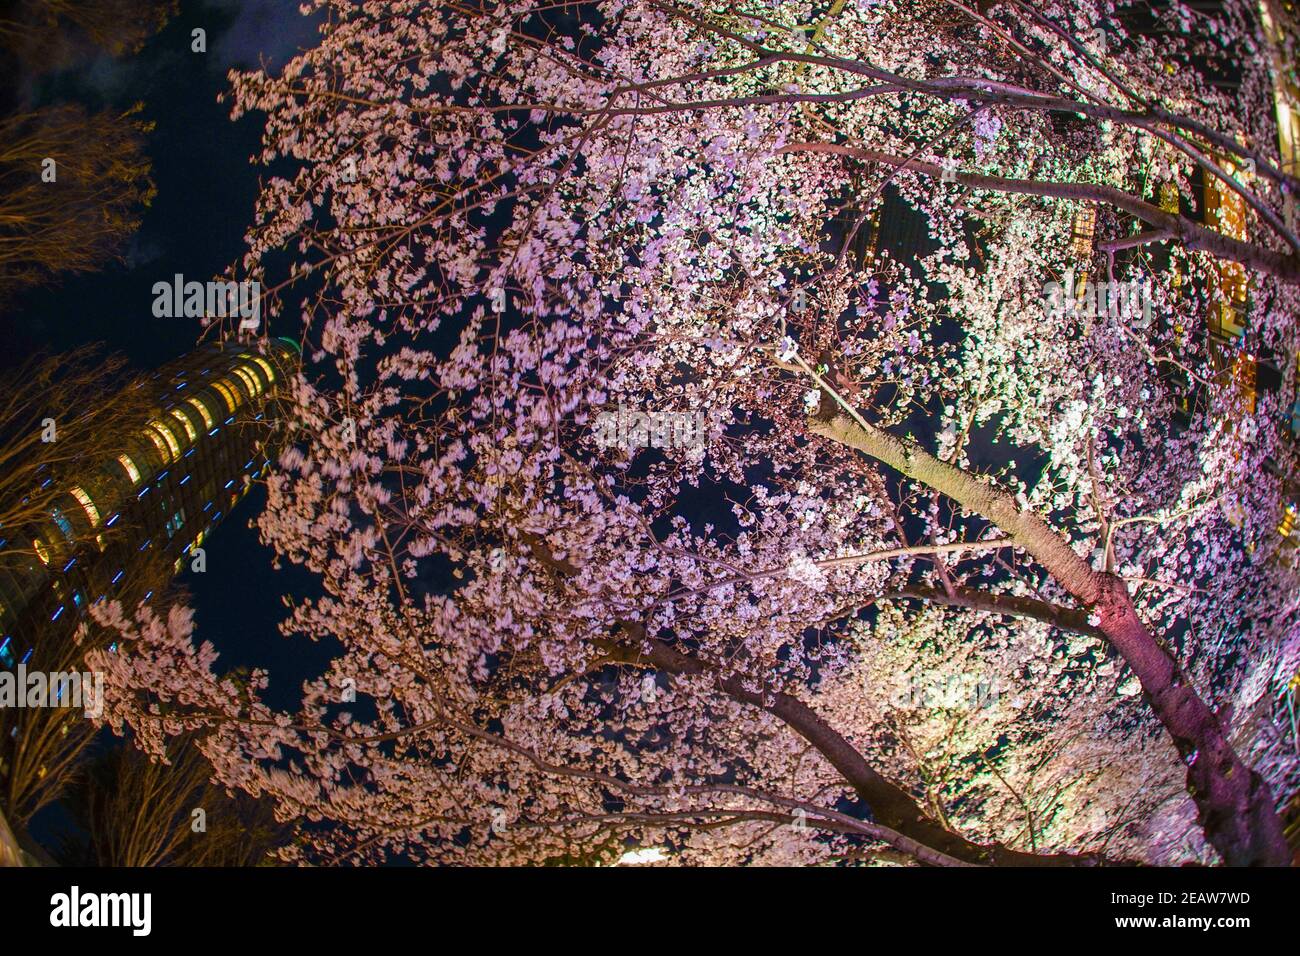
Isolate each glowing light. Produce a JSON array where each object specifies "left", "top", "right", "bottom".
[
  {"left": 186, "top": 396, "right": 215, "bottom": 429},
  {"left": 142, "top": 423, "right": 179, "bottom": 463},
  {"left": 117, "top": 454, "right": 142, "bottom": 486},
  {"left": 250, "top": 356, "right": 276, "bottom": 384},
  {"left": 1069, "top": 205, "right": 1096, "bottom": 259},
  {"left": 233, "top": 366, "right": 262, "bottom": 399},
  {"left": 616, "top": 847, "right": 667, "bottom": 866},
  {"left": 69, "top": 486, "right": 100, "bottom": 528},
  {"left": 169, "top": 408, "right": 199, "bottom": 444},
  {"left": 211, "top": 380, "right": 241, "bottom": 414},
  {"left": 151, "top": 420, "right": 183, "bottom": 461}
]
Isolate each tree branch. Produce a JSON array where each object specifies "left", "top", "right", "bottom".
[
  {"left": 780, "top": 142, "right": 1300, "bottom": 283},
  {"left": 801, "top": 363, "right": 1291, "bottom": 865}
]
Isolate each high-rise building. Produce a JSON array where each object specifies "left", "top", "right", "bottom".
[{"left": 0, "top": 338, "right": 300, "bottom": 670}]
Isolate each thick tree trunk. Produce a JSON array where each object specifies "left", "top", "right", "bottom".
[{"left": 807, "top": 408, "right": 1291, "bottom": 865}]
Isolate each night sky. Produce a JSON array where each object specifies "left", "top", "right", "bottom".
[{"left": 1, "top": 0, "right": 327, "bottom": 712}]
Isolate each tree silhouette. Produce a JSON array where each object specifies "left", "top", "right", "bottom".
[
  {"left": 54, "top": 731, "right": 289, "bottom": 867},
  {"left": 0, "top": 104, "right": 155, "bottom": 303},
  {"left": 0, "top": 0, "right": 175, "bottom": 70}
]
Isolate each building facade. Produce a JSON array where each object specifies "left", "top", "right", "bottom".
[{"left": 0, "top": 337, "right": 299, "bottom": 671}]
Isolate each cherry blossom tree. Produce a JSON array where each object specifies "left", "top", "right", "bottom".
[{"left": 91, "top": 0, "right": 1300, "bottom": 865}]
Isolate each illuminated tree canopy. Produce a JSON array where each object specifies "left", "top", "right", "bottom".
[{"left": 91, "top": 0, "right": 1300, "bottom": 866}]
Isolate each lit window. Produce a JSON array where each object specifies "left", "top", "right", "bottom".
[
  {"left": 118, "top": 454, "right": 142, "bottom": 486},
  {"left": 169, "top": 408, "right": 198, "bottom": 444},
  {"left": 69, "top": 486, "right": 100, "bottom": 528},
  {"left": 1158, "top": 181, "right": 1180, "bottom": 215},
  {"left": 1069, "top": 205, "right": 1096, "bottom": 259},
  {"left": 233, "top": 366, "right": 262, "bottom": 398},
  {"left": 147, "top": 420, "right": 182, "bottom": 461},
  {"left": 141, "top": 425, "right": 174, "bottom": 463},
  {"left": 250, "top": 356, "right": 276, "bottom": 384},
  {"left": 51, "top": 510, "right": 74, "bottom": 541},
  {"left": 186, "top": 396, "right": 215, "bottom": 429},
  {"left": 211, "top": 381, "right": 240, "bottom": 414}
]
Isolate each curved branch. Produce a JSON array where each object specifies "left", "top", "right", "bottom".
[
  {"left": 880, "top": 583, "right": 1104, "bottom": 639},
  {"left": 598, "top": 622, "right": 1101, "bottom": 867},
  {"left": 780, "top": 142, "right": 1300, "bottom": 283}
]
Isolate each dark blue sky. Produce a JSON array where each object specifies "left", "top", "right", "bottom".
[{"left": 2, "top": 0, "right": 326, "bottom": 710}]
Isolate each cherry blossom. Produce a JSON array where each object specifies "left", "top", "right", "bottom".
[{"left": 89, "top": 0, "right": 1300, "bottom": 865}]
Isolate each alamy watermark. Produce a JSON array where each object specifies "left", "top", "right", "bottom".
[
  {"left": 890, "top": 673, "right": 1003, "bottom": 711},
  {"left": 50, "top": 886, "right": 150, "bottom": 936},
  {"left": 1043, "top": 269, "right": 1153, "bottom": 328},
  {"left": 0, "top": 665, "right": 103, "bottom": 718},
  {"left": 593, "top": 404, "right": 715, "bottom": 452},
  {"left": 152, "top": 274, "right": 262, "bottom": 331}
]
